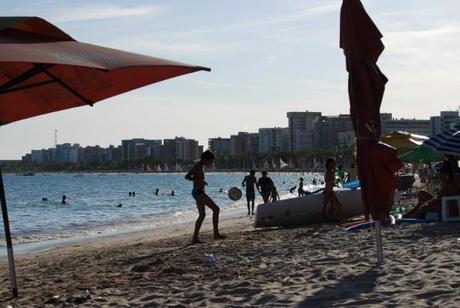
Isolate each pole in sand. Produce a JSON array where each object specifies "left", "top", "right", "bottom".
[{"left": 0, "top": 167, "right": 18, "bottom": 297}]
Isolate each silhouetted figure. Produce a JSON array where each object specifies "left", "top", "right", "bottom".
[
  {"left": 117, "top": 203, "right": 122, "bottom": 207},
  {"left": 171, "top": 190, "right": 175, "bottom": 196},
  {"left": 61, "top": 195, "right": 67, "bottom": 205},
  {"left": 312, "top": 178, "right": 318, "bottom": 186},
  {"left": 129, "top": 192, "right": 132, "bottom": 197},
  {"left": 219, "top": 188, "right": 223, "bottom": 193},
  {"left": 185, "top": 150, "right": 226, "bottom": 244},
  {"left": 298, "top": 177, "right": 305, "bottom": 197},
  {"left": 257, "top": 171, "right": 275, "bottom": 203},
  {"left": 132, "top": 192, "right": 136, "bottom": 197},
  {"left": 42, "top": 197, "right": 48, "bottom": 202},
  {"left": 242, "top": 170, "right": 258, "bottom": 215},
  {"left": 154, "top": 188, "right": 159, "bottom": 195}
]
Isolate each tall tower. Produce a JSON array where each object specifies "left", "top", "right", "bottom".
[{"left": 54, "top": 129, "right": 58, "bottom": 147}]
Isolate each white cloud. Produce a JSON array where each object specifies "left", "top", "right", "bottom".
[{"left": 51, "top": 5, "right": 158, "bottom": 22}]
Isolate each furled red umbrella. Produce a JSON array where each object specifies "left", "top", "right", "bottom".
[
  {"left": 0, "top": 16, "right": 210, "bottom": 297},
  {"left": 340, "top": 0, "right": 403, "bottom": 264}
]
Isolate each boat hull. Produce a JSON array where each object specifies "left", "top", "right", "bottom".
[{"left": 254, "top": 188, "right": 363, "bottom": 227}]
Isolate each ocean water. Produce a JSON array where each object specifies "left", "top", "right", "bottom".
[{"left": 0, "top": 172, "right": 322, "bottom": 248}]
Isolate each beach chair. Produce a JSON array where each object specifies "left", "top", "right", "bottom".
[{"left": 441, "top": 196, "right": 460, "bottom": 222}]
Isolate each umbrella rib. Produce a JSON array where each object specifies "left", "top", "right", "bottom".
[
  {"left": 0, "top": 79, "right": 56, "bottom": 94},
  {"left": 0, "top": 63, "right": 54, "bottom": 94},
  {"left": 42, "top": 70, "right": 94, "bottom": 106}
]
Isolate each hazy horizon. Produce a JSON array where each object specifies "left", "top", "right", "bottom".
[{"left": 1, "top": 0, "right": 459, "bottom": 159}]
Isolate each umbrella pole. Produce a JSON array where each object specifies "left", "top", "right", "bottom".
[
  {"left": 375, "top": 220, "right": 383, "bottom": 265},
  {"left": 0, "top": 167, "right": 18, "bottom": 298}
]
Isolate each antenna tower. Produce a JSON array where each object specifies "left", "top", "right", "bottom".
[{"left": 54, "top": 129, "right": 58, "bottom": 147}]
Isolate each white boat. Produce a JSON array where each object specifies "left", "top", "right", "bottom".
[{"left": 254, "top": 188, "right": 363, "bottom": 227}]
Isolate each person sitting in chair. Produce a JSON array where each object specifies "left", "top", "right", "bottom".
[{"left": 404, "top": 161, "right": 459, "bottom": 219}]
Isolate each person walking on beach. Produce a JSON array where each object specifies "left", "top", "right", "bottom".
[
  {"left": 185, "top": 150, "right": 226, "bottom": 244},
  {"left": 321, "top": 158, "right": 343, "bottom": 223},
  {"left": 298, "top": 177, "right": 305, "bottom": 197},
  {"left": 242, "top": 170, "right": 258, "bottom": 215},
  {"left": 257, "top": 171, "right": 274, "bottom": 203}
]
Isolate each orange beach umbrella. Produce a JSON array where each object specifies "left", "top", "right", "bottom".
[{"left": 0, "top": 16, "right": 210, "bottom": 297}]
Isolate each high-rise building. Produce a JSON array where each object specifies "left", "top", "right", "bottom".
[
  {"left": 258, "top": 127, "right": 290, "bottom": 153},
  {"left": 287, "top": 111, "right": 322, "bottom": 151},
  {"left": 313, "top": 115, "right": 354, "bottom": 149},
  {"left": 121, "top": 138, "right": 145, "bottom": 160},
  {"left": 162, "top": 139, "right": 177, "bottom": 160},
  {"left": 175, "top": 137, "right": 199, "bottom": 162},
  {"left": 430, "top": 111, "right": 460, "bottom": 135},
  {"left": 208, "top": 137, "right": 231, "bottom": 155}
]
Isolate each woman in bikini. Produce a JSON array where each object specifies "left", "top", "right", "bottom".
[{"left": 185, "top": 150, "right": 226, "bottom": 244}]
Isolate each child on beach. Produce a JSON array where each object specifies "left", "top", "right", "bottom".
[
  {"left": 242, "top": 170, "right": 258, "bottom": 215},
  {"left": 185, "top": 150, "right": 226, "bottom": 244},
  {"left": 321, "top": 157, "right": 343, "bottom": 223}
]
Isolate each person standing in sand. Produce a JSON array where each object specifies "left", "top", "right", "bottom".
[
  {"left": 321, "top": 157, "right": 343, "bottom": 223},
  {"left": 298, "top": 177, "right": 305, "bottom": 197},
  {"left": 257, "top": 171, "right": 274, "bottom": 203},
  {"left": 185, "top": 150, "right": 226, "bottom": 244},
  {"left": 242, "top": 170, "right": 258, "bottom": 215}
]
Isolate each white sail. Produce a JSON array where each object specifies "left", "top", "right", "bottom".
[
  {"left": 156, "top": 164, "right": 162, "bottom": 172},
  {"left": 263, "top": 160, "right": 270, "bottom": 170},
  {"left": 163, "top": 163, "right": 169, "bottom": 172},
  {"left": 271, "top": 159, "right": 278, "bottom": 170},
  {"left": 313, "top": 157, "right": 320, "bottom": 170},
  {"left": 279, "top": 158, "right": 289, "bottom": 169}
]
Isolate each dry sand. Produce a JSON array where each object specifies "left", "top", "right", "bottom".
[{"left": 1, "top": 213, "right": 460, "bottom": 307}]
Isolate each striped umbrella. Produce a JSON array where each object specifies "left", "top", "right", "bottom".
[{"left": 423, "top": 130, "right": 460, "bottom": 156}]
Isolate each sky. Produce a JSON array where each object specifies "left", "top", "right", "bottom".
[{"left": 0, "top": 0, "right": 459, "bottom": 159}]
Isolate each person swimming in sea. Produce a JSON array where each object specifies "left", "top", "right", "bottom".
[
  {"left": 61, "top": 195, "right": 67, "bottom": 205},
  {"left": 185, "top": 150, "right": 226, "bottom": 244}
]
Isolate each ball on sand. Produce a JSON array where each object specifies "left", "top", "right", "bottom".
[{"left": 228, "top": 187, "right": 242, "bottom": 201}]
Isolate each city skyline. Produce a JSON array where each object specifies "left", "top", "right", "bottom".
[
  {"left": 18, "top": 109, "right": 459, "bottom": 162},
  {"left": 1, "top": 0, "right": 460, "bottom": 159}
]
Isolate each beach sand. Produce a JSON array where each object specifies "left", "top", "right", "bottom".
[{"left": 1, "top": 213, "right": 460, "bottom": 307}]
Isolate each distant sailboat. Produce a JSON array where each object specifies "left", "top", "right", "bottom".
[
  {"left": 163, "top": 163, "right": 169, "bottom": 172},
  {"left": 156, "top": 164, "right": 162, "bottom": 172},
  {"left": 279, "top": 158, "right": 289, "bottom": 170},
  {"left": 271, "top": 158, "right": 278, "bottom": 171},
  {"left": 263, "top": 160, "right": 270, "bottom": 171},
  {"left": 175, "top": 163, "right": 183, "bottom": 172},
  {"left": 313, "top": 157, "right": 320, "bottom": 170}
]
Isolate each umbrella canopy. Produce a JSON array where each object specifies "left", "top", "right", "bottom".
[
  {"left": 0, "top": 16, "right": 210, "bottom": 297},
  {"left": 399, "top": 146, "right": 443, "bottom": 163},
  {"left": 0, "top": 16, "right": 210, "bottom": 125},
  {"left": 381, "top": 131, "right": 429, "bottom": 150},
  {"left": 340, "top": 0, "right": 402, "bottom": 222},
  {"left": 423, "top": 130, "right": 460, "bottom": 156}
]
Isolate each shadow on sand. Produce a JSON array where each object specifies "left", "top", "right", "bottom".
[{"left": 297, "top": 267, "right": 381, "bottom": 307}]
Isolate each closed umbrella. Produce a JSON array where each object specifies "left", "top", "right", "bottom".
[
  {"left": 0, "top": 16, "right": 210, "bottom": 297},
  {"left": 340, "top": 0, "right": 403, "bottom": 264},
  {"left": 423, "top": 130, "right": 460, "bottom": 156}
]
